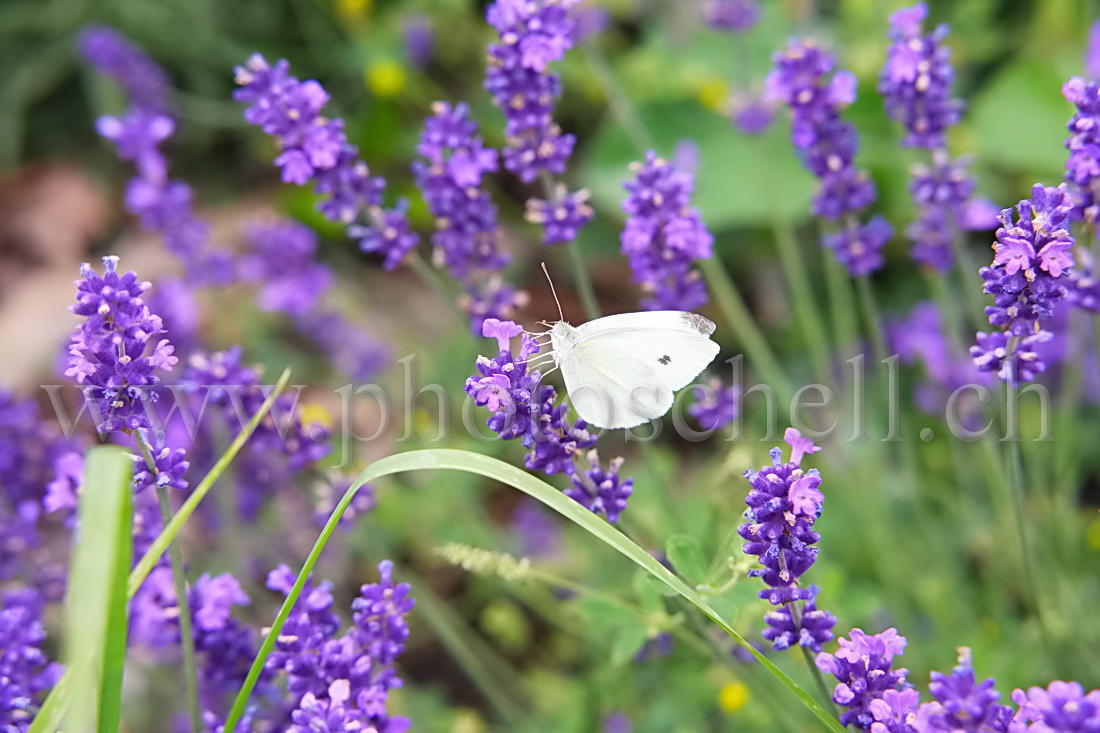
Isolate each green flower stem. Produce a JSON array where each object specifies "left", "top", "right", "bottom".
[
  {"left": 128, "top": 368, "right": 292, "bottom": 598},
  {"left": 822, "top": 248, "right": 859, "bottom": 356},
  {"left": 855, "top": 276, "right": 888, "bottom": 366},
  {"left": 136, "top": 432, "right": 201, "bottom": 733},
  {"left": 409, "top": 252, "right": 468, "bottom": 328},
  {"left": 699, "top": 257, "right": 795, "bottom": 406},
  {"left": 773, "top": 221, "right": 831, "bottom": 382},
  {"left": 223, "top": 449, "right": 846, "bottom": 733},
  {"left": 788, "top": 603, "right": 837, "bottom": 712}
]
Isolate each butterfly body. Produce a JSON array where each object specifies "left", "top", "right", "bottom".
[{"left": 548, "top": 311, "right": 720, "bottom": 429}]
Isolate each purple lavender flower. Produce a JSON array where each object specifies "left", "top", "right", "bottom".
[
  {"left": 869, "top": 688, "right": 921, "bottom": 733},
  {"left": 689, "top": 377, "right": 741, "bottom": 431},
  {"left": 879, "top": 4, "right": 962, "bottom": 150},
  {"left": 190, "top": 573, "right": 261, "bottom": 719},
  {"left": 466, "top": 319, "right": 633, "bottom": 522},
  {"left": 564, "top": 452, "right": 633, "bottom": 524},
  {"left": 268, "top": 562, "right": 415, "bottom": 732},
  {"left": 604, "top": 712, "right": 633, "bottom": 733},
  {"left": 414, "top": 102, "right": 523, "bottom": 331},
  {"left": 973, "top": 184, "right": 1075, "bottom": 383},
  {"left": 913, "top": 648, "right": 1012, "bottom": 732},
  {"left": 526, "top": 185, "right": 594, "bottom": 245},
  {"left": 402, "top": 14, "right": 435, "bottom": 68},
  {"left": 878, "top": 5, "right": 999, "bottom": 271},
  {"left": 78, "top": 25, "right": 171, "bottom": 114},
  {"left": 730, "top": 91, "right": 776, "bottom": 135},
  {"left": 131, "top": 433, "right": 189, "bottom": 494},
  {"left": 890, "top": 302, "right": 994, "bottom": 416},
  {"left": 1064, "top": 77, "right": 1100, "bottom": 226},
  {"left": 234, "top": 54, "right": 418, "bottom": 268},
  {"left": 44, "top": 451, "right": 83, "bottom": 517},
  {"left": 240, "top": 220, "right": 333, "bottom": 316},
  {"left": 511, "top": 499, "right": 562, "bottom": 557},
  {"left": 815, "top": 627, "right": 912, "bottom": 730},
  {"left": 1010, "top": 681, "right": 1100, "bottom": 731},
  {"left": 739, "top": 428, "right": 830, "bottom": 610},
  {"left": 767, "top": 40, "right": 891, "bottom": 276},
  {"left": 65, "top": 256, "right": 178, "bottom": 433},
  {"left": 144, "top": 277, "right": 201, "bottom": 358},
  {"left": 292, "top": 310, "right": 389, "bottom": 382},
  {"left": 484, "top": 0, "right": 578, "bottom": 182},
  {"left": 0, "top": 588, "right": 63, "bottom": 728},
  {"left": 620, "top": 151, "right": 714, "bottom": 310},
  {"left": 703, "top": 0, "right": 760, "bottom": 32},
  {"left": 762, "top": 585, "right": 836, "bottom": 653}
]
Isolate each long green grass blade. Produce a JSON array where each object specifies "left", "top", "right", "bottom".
[
  {"left": 224, "top": 449, "right": 845, "bottom": 733},
  {"left": 56, "top": 445, "right": 133, "bottom": 733},
  {"left": 31, "top": 368, "right": 292, "bottom": 731}
]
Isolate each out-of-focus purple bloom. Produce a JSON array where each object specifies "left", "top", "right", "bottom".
[
  {"left": 1010, "top": 680, "right": 1100, "bottom": 731},
  {"left": 762, "top": 585, "right": 836, "bottom": 653},
  {"left": 730, "top": 91, "right": 776, "bottom": 134},
  {"left": 890, "top": 302, "right": 993, "bottom": 416},
  {"left": 816, "top": 628, "right": 911, "bottom": 730},
  {"left": 767, "top": 40, "right": 890, "bottom": 276},
  {"left": 467, "top": 319, "right": 633, "bottom": 522},
  {"left": 740, "top": 428, "right": 831, "bottom": 610},
  {"left": 511, "top": 499, "right": 562, "bottom": 557},
  {"left": 906, "top": 154, "right": 997, "bottom": 272},
  {"left": 234, "top": 54, "right": 418, "bottom": 268},
  {"left": 402, "top": 14, "right": 435, "bottom": 68},
  {"left": 240, "top": 221, "right": 332, "bottom": 316},
  {"left": 65, "top": 256, "right": 177, "bottom": 433},
  {"left": 293, "top": 310, "right": 389, "bottom": 382},
  {"left": 0, "top": 588, "right": 63, "bottom": 728},
  {"left": 78, "top": 25, "right": 171, "bottom": 113},
  {"left": 621, "top": 151, "right": 713, "bottom": 310},
  {"left": 190, "top": 573, "right": 261, "bottom": 720},
  {"left": 572, "top": 5, "right": 610, "bottom": 43},
  {"left": 703, "top": 0, "right": 759, "bottom": 32},
  {"left": 526, "top": 185, "right": 594, "bottom": 245},
  {"left": 1063, "top": 77, "right": 1100, "bottom": 227},
  {"left": 913, "top": 648, "right": 1012, "bottom": 732},
  {"left": 634, "top": 632, "right": 674, "bottom": 663},
  {"left": 690, "top": 378, "right": 741, "bottom": 431},
  {"left": 1068, "top": 248, "right": 1100, "bottom": 313},
  {"left": 604, "top": 712, "right": 633, "bottom": 733},
  {"left": 1088, "top": 21, "right": 1100, "bottom": 80},
  {"left": 879, "top": 3, "right": 961, "bottom": 150},
  {"left": 144, "top": 277, "right": 201, "bottom": 358},
  {"left": 44, "top": 451, "right": 83, "bottom": 517}
]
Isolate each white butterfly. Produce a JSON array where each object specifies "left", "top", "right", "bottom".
[{"left": 535, "top": 267, "right": 720, "bottom": 429}]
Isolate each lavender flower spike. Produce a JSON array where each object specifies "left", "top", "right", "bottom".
[
  {"left": 65, "top": 256, "right": 177, "bottom": 432},
  {"left": 913, "top": 647, "right": 1013, "bottom": 732},
  {"left": 815, "top": 628, "right": 912, "bottom": 730},
  {"left": 234, "top": 54, "right": 419, "bottom": 270},
  {"left": 78, "top": 25, "right": 171, "bottom": 114},
  {"left": 620, "top": 151, "right": 714, "bottom": 311},
  {"left": 1010, "top": 680, "right": 1100, "bottom": 730}
]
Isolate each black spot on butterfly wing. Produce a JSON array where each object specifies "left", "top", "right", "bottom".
[{"left": 658, "top": 355, "right": 671, "bottom": 365}]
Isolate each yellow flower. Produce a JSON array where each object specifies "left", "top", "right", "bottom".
[
  {"left": 719, "top": 680, "right": 750, "bottom": 713},
  {"left": 367, "top": 59, "right": 406, "bottom": 98},
  {"left": 300, "top": 403, "right": 333, "bottom": 431},
  {"left": 698, "top": 77, "right": 730, "bottom": 113}
]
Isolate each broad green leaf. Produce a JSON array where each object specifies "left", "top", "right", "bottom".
[
  {"left": 582, "top": 101, "right": 815, "bottom": 231},
  {"left": 57, "top": 446, "right": 133, "bottom": 733},
  {"left": 665, "top": 534, "right": 708, "bottom": 586},
  {"left": 223, "top": 449, "right": 846, "bottom": 733}
]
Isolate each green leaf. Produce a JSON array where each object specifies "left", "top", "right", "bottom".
[
  {"left": 223, "top": 449, "right": 846, "bottom": 733},
  {"left": 582, "top": 101, "right": 815, "bottom": 231},
  {"left": 53, "top": 446, "right": 132, "bottom": 733},
  {"left": 665, "top": 534, "right": 708, "bottom": 586},
  {"left": 609, "top": 623, "right": 650, "bottom": 666},
  {"left": 968, "top": 59, "right": 1074, "bottom": 181}
]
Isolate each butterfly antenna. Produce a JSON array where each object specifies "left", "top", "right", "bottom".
[{"left": 541, "top": 261, "right": 565, "bottom": 322}]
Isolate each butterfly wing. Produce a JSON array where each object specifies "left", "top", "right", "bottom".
[
  {"left": 555, "top": 311, "right": 719, "bottom": 429},
  {"left": 560, "top": 343, "right": 674, "bottom": 429},
  {"left": 572, "top": 311, "right": 720, "bottom": 391}
]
